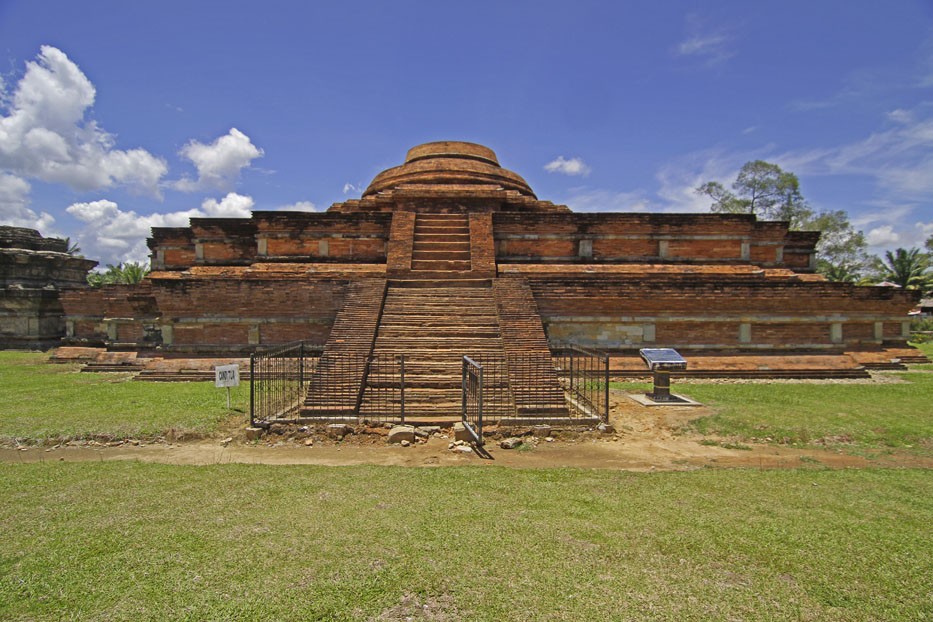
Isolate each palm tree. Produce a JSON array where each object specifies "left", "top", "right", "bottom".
[
  {"left": 62, "top": 237, "right": 82, "bottom": 256},
  {"left": 119, "top": 261, "right": 149, "bottom": 284},
  {"left": 878, "top": 248, "right": 930, "bottom": 289},
  {"left": 818, "top": 260, "right": 861, "bottom": 283},
  {"left": 87, "top": 261, "right": 150, "bottom": 287}
]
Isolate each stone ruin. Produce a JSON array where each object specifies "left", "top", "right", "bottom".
[{"left": 0, "top": 226, "right": 97, "bottom": 349}]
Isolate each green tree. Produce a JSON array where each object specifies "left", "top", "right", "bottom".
[
  {"left": 697, "top": 160, "right": 810, "bottom": 225},
  {"left": 696, "top": 161, "right": 870, "bottom": 280},
  {"left": 876, "top": 248, "right": 930, "bottom": 290},
  {"left": 87, "top": 261, "right": 150, "bottom": 287},
  {"left": 803, "top": 210, "right": 870, "bottom": 282},
  {"left": 62, "top": 237, "right": 82, "bottom": 256},
  {"left": 926, "top": 234, "right": 932, "bottom": 253}
]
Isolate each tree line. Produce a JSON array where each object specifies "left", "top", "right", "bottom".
[{"left": 698, "top": 160, "right": 932, "bottom": 293}]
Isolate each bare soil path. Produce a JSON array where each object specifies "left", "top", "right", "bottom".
[{"left": 4, "top": 390, "right": 931, "bottom": 471}]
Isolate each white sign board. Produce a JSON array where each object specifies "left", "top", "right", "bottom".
[{"left": 215, "top": 364, "right": 240, "bottom": 388}]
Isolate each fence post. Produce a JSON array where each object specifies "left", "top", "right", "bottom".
[
  {"left": 569, "top": 347, "right": 575, "bottom": 394},
  {"left": 461, "top": 357, "right": 467, "bottom": 421},
  {"left": 399, "top": 354, "right": 405, "bottom": 423},
  {"left": 249, "top": 354, "right": 255, "bottom": 427},
  {"left": 298, "top": 341, "right": 304, "bottom": 389},
  {"left": 477, "top": 364, "right": 484, "bottom": 444},
  {"left": 604, "top": 354, "right": 610, "bottom": 422}
]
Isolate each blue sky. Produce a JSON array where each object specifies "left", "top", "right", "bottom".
[{"left": 1, "top": 1, "right": 932, "bottom": 266}]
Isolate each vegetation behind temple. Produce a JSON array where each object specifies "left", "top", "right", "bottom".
[
  {"left": 86, "top": 261, "right": 150, "bottom": 286},
  {"left": 698, "top": 160, "right": 932, "bottom": 290}
]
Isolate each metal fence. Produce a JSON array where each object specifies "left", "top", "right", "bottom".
[
  {"left": 250, "top": 342, "right": 609, "bottom": 429},
  {"left": 249, "top": 341, "right": 318, "bottom": 427},
  {"left": 461, "top": 356, "right": 484, "bottom": 444},
  {"left": 552, "top": 344, "right": 610, "bottom": 422},
  {"left": 358, "top": 355, "right": 406, "bottom": 423}
]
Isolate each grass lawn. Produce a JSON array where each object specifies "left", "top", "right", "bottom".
[
  {"left": 912, "top": 341, "right": 933, "bottom": 370},
  {"left": 0, "top": 352, "right": 246, "bottom": 444},
  {"left": 613, "top": 370, "right": 933, "bottom": 452},
  {"left": 1, "top": 462, "right": 930, "bottom": 621}
]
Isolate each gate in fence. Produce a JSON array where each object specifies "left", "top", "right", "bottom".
[
  {"left": 553, "top": 344, "right": 610, "bottom": 423},
  {"left": 249, "top": 341, "right": 316, "bottom": 427},
  {"left": 461, "top": 356, "right": 484, "bottom": 445}
]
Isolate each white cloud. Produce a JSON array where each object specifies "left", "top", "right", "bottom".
[
  {"left": 674, "top": 15, "right": 734, "bottom": 65},
  {"left": 200, "top": 192, "right": 254, "bottom": 218},
  {"left": 866, "top": 225, "right": 900, "bottom": 247},
  {"left": 0, "top": 46, "right": 167, "bottom": 195},
  {"left": 67, "top": 199, "right": 206, "bottom": 265},
  {"left": 887, "top": 109, "right": 913, "bottom": 124},
  {"left": 544, "top": 156, "right": 591, "bottom": 176},
  {"left": 565, "top": 188, "right": 652, "bottom": 213},
  {"left": 342, "top": 182, "right": 363, "bottom": 195},
  {"left": 776, "top": 111, "right": 933, "bottom": 199},
  {"left": 0, "top": 172, "right": 54, "bottom": 232},
  {"left": 173, "top": 128, "right": 263, "bottom": 192},
  {"left": 278, "top": 200, "right": 316, "bottom": 212},
  {"left": 66, "top": 194, "right": 253, "bottom": 265}
]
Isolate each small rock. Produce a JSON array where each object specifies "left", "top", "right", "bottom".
[
  {"left": 268, "top": 423, "right": 289, "bottom": 436},
  {"left": 303, "top": 438, "right": 314, "bottom": 446},
  {"left": 500, "top": 437, "right": 523, "bottom": 450},
  {"left": 597, "top": 423, "right": 616, "bottom": 435},
  {"left": 545, "top": 436, "right": 554, "bottom": 442},
  {"left": 220, "top": 437, "right": 233, "bottom": 447},
  {"left": 387, "top": 425, "right": 416, "bottom": 444},
  {"left": 453, "top": 422, "right": 472, "bottom": 442},
  {"left": 327, "top": 423, "right": 351, "bottom": 439},
  {"left": 400, "top": 439, "right": 411, "bottom": 447},
  {"left": 245, "top": 427, "right": 263, "bottom": 441},
  {"left": 453, "top": 445, "right": 473, "bottom": 454},
  {"left": 532, "top": 425, "right": 551, "bottom": 437},
  {"left": 413, "top": 428, "right": 429, "bottom": 438},
  {"left": 448, "top": 442, "right": 456, "bottom": 449}
]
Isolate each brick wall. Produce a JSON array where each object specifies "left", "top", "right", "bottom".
[
  {"left": 493, "top": 212, "right": 817, "bottom": 269},
  {"left": 527, "top": 277, "right": 917, "bottom": 350},
  {"left": 469, "top": 213, "right": 496, "bottom": 275},
  {"left": 386, "top": 211, "right": 415, "bottom": 275}
]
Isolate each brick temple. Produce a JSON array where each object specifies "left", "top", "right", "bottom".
[
  {"left": 1, "top": 226, "right": 96, "bottom": 349},
  {"left": 60, "top": 141, "right": 922, "bottom": 416}
]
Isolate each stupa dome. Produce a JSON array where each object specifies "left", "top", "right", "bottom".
[{"left": 363, "top": 141, "right": 536, "bottom": 198}]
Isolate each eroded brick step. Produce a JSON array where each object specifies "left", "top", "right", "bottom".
[
  {"left": 415, "top": 223, "right": 470, "bottom": 232},
  {"left": 413, "top": 241, "right": 471, "bottom": 251},
  {"left": 412, "top": 250, "right": 471, "bottom": 260},
  {"left": 391, "top": 277, "right": 492, "bottom": 286},
  {"left": 411, "top": 260, "right": 472, "bottom": 271},
  {"left": 379, "top": 316, "right": 499, "bottom": 326}
]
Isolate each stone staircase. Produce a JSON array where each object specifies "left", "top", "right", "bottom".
[
  {"left": 359, "top": 281, "right": 515, "bottom": 423},
  {"left": 410, "top": 213, "right": 471, "bottom": 272},
  {"left": 493, "top": 277, "right": 569, "bottom": 418},
  {"left": 300, "top": 213, "right": 582, "bottom": 425},
  {"left": 302, "top": 278, "right": 386, "bottom": 418}
]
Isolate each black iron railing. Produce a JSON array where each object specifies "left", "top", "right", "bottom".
[
  {"left": 250, "top": 342, "right": 608, "bottom": 428},
  {"left": 358, "top": 354, "right": 406, "bottom": 423},
  {"left": 552, "top": 344, "right": 610, "bottom": 422},
  {"left": 461, "top": 356, "right": 484, "bottom": 444},
  {"left": 249, "top": 341, "right": 319, "bottom": 427}
]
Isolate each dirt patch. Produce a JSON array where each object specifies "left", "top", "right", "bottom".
[
  {"left": 3, "top": 390, "right": 931, "bottom": 471},
  {"left": 373, "top": 592, "right": 462, "bottom": 621}
]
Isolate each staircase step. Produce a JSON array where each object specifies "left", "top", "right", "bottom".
[{"left": 412, "top": 260, "right": 472, "bottom": 271}]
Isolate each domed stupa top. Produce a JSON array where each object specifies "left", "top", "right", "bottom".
[{"left": 363, "top": 141, "right": 536, "bottom": 198}]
